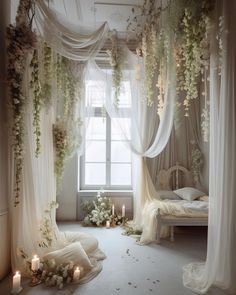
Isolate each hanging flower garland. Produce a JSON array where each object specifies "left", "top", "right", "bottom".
[
  {"left": 128, "top": 0, "right": 215, "bottom": 119},
  {"left": 191, "top": 147, "right": 203, "bottom": 183},
  {"left": 7, "top": 0, "right": 37, "bottom": 206},
  {"left": 107, "top": 30, "right": 123, "bottom": 107},
  {"left": 30, "top": 49, "right": 42, "bottom": 157},
  {"left": 180, "top": 5, "right": 212, "bottom": 117},
  {"left": 39, "top": 201, "right": 59, "bottom": 248},
  {"left": 41, "top": 42, "right": 53, "bottom": 107},
  {"left": 53, "top": 120, "right": 69, "bottom": 185}
]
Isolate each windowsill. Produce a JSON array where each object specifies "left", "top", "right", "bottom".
[{"left": 78, "top": 190, "right": 133, "bottom": 196}]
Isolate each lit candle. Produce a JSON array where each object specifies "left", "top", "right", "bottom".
[
  {"left": 112, "top": 204, "right": 115, "bottom": 215},
  {"left": 106, "top": 220, "right": 110, "bottom": 228},
  {"left": 12, "top": 271, "right": 22, "bottom": 294},
  {"left": 73, "top": 267, "right": 80, "bottom": 282},
  {"left": 31, "top": 255, "right": 40, "bottom": 271},
  {"left": 122, "top": 204, "right": 125, "bottom": 217}
]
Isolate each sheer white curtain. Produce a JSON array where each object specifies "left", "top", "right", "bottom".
[
  {"left": 9, "top": 0, "right": 109, "bottom": 281},
  {"left": 183, "top": 0, "right": 236, "bottom": 293},
  {"left": 108, "top": 47, "right": 176, "bottom": 230}
]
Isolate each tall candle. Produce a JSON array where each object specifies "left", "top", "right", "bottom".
[
  {"left": 12, "top": 271, "right": 22, "bottom": 294},
  {"left": 112, "top": 204, "right": 115, "bottom": 215},
  {"left": 73, "top": 267, "right": 80, "bottom": 282},
  {"left": 106, "top": 220, "right": 110, "bottom": 228},
  {"left": 122, "top": 205, "right": 125, "bottom": 217},
  {"left": 31, "top": 255, "right": 40, "bottom": 271}
]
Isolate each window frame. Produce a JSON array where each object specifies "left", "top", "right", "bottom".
[{"left": 80, "top": 106, "right": 132, "bottom": 191}]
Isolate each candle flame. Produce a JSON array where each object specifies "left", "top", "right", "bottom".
[
  {"left": 15, "top": 271, "right": 19, "bottom": 275},
  {"left": 34, "top": 255, "right": 37, "bottom": 259},
  {"left": 76, "top": 267, "right": 79, "bottom": 271}
]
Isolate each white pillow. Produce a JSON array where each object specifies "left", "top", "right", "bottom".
[
  {"left": 173, "top": 187, "right": 205, "bottom": 201},
  {"left": 157, "top": 190, "right": 182, "bottom": 200}
]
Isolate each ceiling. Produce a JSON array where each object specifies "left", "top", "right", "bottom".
[
  {"left": 11, "top": 0, "right": 143, "bottom": 37},
  {"left": 49, "top": 0, "right": 143, "bottom": 37}
]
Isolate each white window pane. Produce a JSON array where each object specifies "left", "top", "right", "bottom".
[
  {"left": 111, "top": 141, "right": 131, "bottom": 162},
  {"left": 86, "top": 81, "right": 106, "bottom": 107},
  {"left": 85, "top": 163, "right": 106, "bottom": 185},
  {"left": 111, "top": 118, "right": 131, "bottom": 140},
  {"left": 111, "top": 164, "right": 132, "bottom": 185},
  {"left": 86, "top": 117, "right": 106, "bottom": 140},
  {"left": 85, "top": 141, "right": 106, "bottom": 162}
]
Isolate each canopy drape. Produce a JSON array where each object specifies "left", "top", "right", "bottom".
[
  {"left": 10, "top": 0, "right": 109, "bottom": 281},
  {"left": 183, "top": 0, "right": 236, "bottom": 293}
]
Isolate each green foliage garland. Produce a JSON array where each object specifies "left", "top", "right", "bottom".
[
  {"left": 42, "top": 42, "right": 53, "bottom": 107},
  {"left": 6, "top": 0, "right": 37, "bottom": 206},
  {"left": 30, "top": 49, "right": 42, "bottom": 157},
  {"left": 107, "top": 30, "right": 123, "bottom": 107}
]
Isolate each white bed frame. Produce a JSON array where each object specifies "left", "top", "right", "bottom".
[{"left": 156, "top": 163, "right": 208, "bottom": 243}]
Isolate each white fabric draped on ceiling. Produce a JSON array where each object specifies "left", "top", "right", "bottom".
[{"left": 183, "top": 0, "right": 236, "bottom": 293}]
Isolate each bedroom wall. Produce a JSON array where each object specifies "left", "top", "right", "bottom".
[
  {"left": 56, "top": 154, "right": 133, "bottom": 221},
  {"left": 0, "top": 0, "right": 11, "bottom": 281}
]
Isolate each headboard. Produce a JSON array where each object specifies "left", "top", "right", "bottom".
[{"left": 157, "top": 163, "right": 193, "bottom": 190}]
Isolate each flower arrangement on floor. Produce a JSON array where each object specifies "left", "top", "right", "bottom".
[
  {"left": 82, "top": 191, "right": 127, "bottom": 227},
  {"left": 18, "top": 249, "right": 81, "bottom": 290}
]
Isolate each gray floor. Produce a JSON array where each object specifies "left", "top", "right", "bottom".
[{"left": 0, "top": 223, "right": 228, "bottom": 295}]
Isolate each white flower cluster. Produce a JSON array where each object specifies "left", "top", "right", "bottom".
[
  {"left": 41, "top": 260, "right": 75, "bottom": 289},
  {"left": 39, "top": 201, "right": 59, "bottom": 248},
  {"left": 83, "top": 191, "right": 112, "bottom": 226}
]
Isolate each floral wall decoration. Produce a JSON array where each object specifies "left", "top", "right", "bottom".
[{"left": 7, "top": 0, "right": 37, "bottom": 206}]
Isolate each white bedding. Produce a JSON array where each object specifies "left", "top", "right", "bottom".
[{"left": 139, "top": 199, "right": 208, "bottom": 244}]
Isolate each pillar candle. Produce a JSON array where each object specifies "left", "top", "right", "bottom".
[
  {"left": 112, "top": 204, "right": 115, "bottom": 215},
  {"left": 106, "top": 220, "right": 110, "bottom": 228},
  {"left": 122, "top": 205, "right": 125, "bottom": 217},
  {"left": 73, "top": 267, "right": 81, "bottom": 282},
  {"left": 31, "top": 255, "right": 40, "bottom": 271},
  {"left": 12, "top": 271, "right": 22, "bottom": 294}
]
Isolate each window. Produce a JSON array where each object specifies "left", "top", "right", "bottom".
[{"left": 80, "top": 80, "right": 132, "bottom": 190}]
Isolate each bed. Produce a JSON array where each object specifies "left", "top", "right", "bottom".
[{"left": 154, "top": 163, "right": 208, "bottom": 243}]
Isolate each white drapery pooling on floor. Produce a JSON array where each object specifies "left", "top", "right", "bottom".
[
  {"left": 183, "top": 0, "right": 236, "bottom": 293},
  {"left": 9, "top": 0, "right": 109, "bottom": 282}
]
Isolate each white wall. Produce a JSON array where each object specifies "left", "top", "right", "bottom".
[
  {"left": 56, "top": 154, "right": 78, "bottom": 220},
  {"left": 0, "top": 0, "right": 11, "bottom": 280},
  {"left": 57, "top": 154, "right": 133, "bottom": 221}
]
